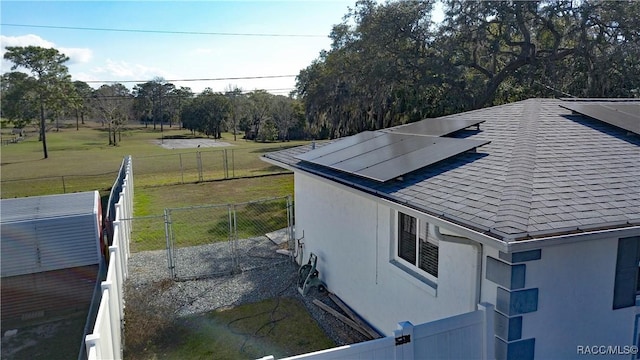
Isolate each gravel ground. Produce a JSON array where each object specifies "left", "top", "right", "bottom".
[{"left": 126, "top": 236, "right": 370, "bottom": 347}]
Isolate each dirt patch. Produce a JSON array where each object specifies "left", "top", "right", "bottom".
[{"left": 153, "top": 139, "right": 235, "bottom": 149}]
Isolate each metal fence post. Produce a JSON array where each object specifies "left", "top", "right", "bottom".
[
  {"left": 227, "top": 204, "right": 240, "bottom": 273},
  {"left": 164, "top": 209, "right": 175, "bottom": 279},
  {"left": 179, "top": 153, "right": 184, "bottom": 184},
  {"left": 196, "top": 151, "right": 203, "bottom": 182},
  {"left": 62, "top": 176, "right": 66, "bottom": 193},
  {"left": 231, "top": 149, "right": 235, "bottom": 178},
  {"left": 223, "top": 149, "right": 229, "bottom": 179}
]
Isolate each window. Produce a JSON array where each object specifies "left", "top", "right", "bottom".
[
  {"left": 613, "top": 236, "right": 640, "bottom": 310},
  {"left": 397, "top": 212, "right": 439, "bottom": 278}
]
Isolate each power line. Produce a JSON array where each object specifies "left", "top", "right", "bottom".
[
  {"left": 83, "top": 75, "right": 297, "bottom": 84},
  {"left": 0, "top": 23, "right": 327, "bottom": 38}
]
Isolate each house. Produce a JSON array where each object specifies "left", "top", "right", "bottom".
[
  {"left": 262, "top": 99, "right": 640, "bottom": 359},
  {"left": 1, "top": 191, "right": 104, "bottom": 328}
]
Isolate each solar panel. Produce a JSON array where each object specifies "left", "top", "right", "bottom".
[
  {"left": 387, "top": 117, "right": 485, "bottom": 136},
  {"left": 560, "top": 102, "right": 640, "bottom": 135},
  {"left": 295, "top": 131, "right": 385, "bottom": 162},
  {"left": 296, "top": 132, "right": 489, "bottom": 182}
]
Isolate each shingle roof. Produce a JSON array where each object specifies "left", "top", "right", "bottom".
[{"left": 263, "top": 99, "right": 640, "bottom": 242}]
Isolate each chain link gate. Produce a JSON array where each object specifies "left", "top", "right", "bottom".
[{"left": 165, "top": 196, "right": 293, "bottom": 280}]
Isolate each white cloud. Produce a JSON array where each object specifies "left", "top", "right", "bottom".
[
  {"left": 91, "top": 59, "right": 175, "bottom": 82},
  {"left": 0, "top": 34, "right": 93, "bottom": 72},
  {"left": 60, "top": 47, "right": 93, "bottom": 64},
  {"left": 0, "top": 34, "right": 56, "bottom": 49}
]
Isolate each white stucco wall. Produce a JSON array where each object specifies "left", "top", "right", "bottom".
[
  {"left": 293, "top": 171, "right": 640, "bottom": 357},
  {"left": 520, "top": 236, "right": 638, "bottom": 359},
  {"left": 294, "top": 172, "right": 480, "bottom": 335}
]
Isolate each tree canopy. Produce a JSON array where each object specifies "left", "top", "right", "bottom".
[
  {"left": 296, "top": 0, "right": 640, "bottom": 138},
  {"left": 3, "top": 46, "right": 74, "bottom": 158}
]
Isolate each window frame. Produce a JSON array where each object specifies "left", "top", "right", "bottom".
[
  {"left": 613, "top": 236, "right": 640, "bottom": 310},
  {"left": 395, "top": 211, "right": 439, "bottom": 283}
]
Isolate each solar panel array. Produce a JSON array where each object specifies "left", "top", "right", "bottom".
[
  {"left": 560, "top": 102, "right": 640, "bottom": 135},
  {"left": 387, "top": 117, "right": 485, "bottom": 136},
  {"left": 296, "top": 118, "right": 489, "bottom": 182}
]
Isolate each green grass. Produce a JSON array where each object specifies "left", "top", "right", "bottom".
[
  {"left": 129, "top": 175, "right": 294, "bottom": 252},
  {"left": 141, "top": 297, "right": 335, "bottom": 360},
  {"left": 1, "top": 122, "right": 327, "bottom": 359},
  {"left": 1, "top": 123, "right": 304, "bottom": 198},
  {"left": 134, "top": 175, "right": 294, "bottom": 216}
]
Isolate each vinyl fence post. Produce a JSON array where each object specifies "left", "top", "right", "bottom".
[
  {"left": 85, "top": 334, "right": 101, "bottom": 359},
  {"left": 109, "top": 246, "right": 124, "bottom": 318},
  {"left": 478, "top": 302, "right": 495, "bottom": 360},
  {"left": 394, "top": 321, "right": 414, "bottom": 360},
  {"left": 287, "top": 196, "right": 294, "bottom": 258}
]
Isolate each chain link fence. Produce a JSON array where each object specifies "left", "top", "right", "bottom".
[
  {"left": 0, "top": 172, "right": 119, "bottom": 198},
  {"left": 126, "top": 215, "right": 167, "bottom": 253},
  {"left": 133, "top": 148, "right": 289, "bottom": 188},
  {"left": 1, "top": 147, "right": 293, "bottom": 198},
  {"left": 126, "top": 196, "right": 294, "bottom": 281}
]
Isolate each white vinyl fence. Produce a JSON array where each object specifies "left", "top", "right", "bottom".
[
  {"left": 84, "top": 157, "right": 133, "bottom": 360},
  {"left": 261, "top": 303, "right": 495, "bottom": 360}
]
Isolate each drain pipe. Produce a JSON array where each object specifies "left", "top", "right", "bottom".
[{"left": 433, "top": 226, "right": 483, "bottom": 310}]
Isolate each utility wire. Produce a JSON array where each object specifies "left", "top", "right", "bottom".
[
  {"left": 0, "top": 23, "right": 327, "bottom": 38},
  {"left": 82, "top": 75, "right": 297, "bottom": 84}
]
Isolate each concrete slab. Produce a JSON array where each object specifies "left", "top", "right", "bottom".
[
  {"left": 153, "top": 139, "right": 235, "bottom": 149},
  {"left": 265, "top": 228, "right": 290, "bottom": 245}
]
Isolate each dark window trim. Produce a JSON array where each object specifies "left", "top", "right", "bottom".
[
  {"left": 613, "top": 236, "right": 640, "bottom": 310},
  {"left": 396, "top": 211, "right": 439, "bottom": 279}
]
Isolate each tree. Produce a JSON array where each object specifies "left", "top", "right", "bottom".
[
  {"left": 224, "top": 85, "right": 244, "bottom": 141},
  {"left": 72, "top": 80, "right": 94, "bottom": 130},
  {"left": 181, "top": 89, "right": 231, "bottom": 138},
  {"left": 132, "top": 78, "right": 176, "bottom": 130},
  {"left": 3, "top": 46, "right": 73, "bottom": 158},
  {"left": 295, "top": 0, "right": 640, "bottom": 138},
  {"left": 246, "top": 90, "right": 273, "bottom": 141},
  {"left": 272, "top": 96, "right": 296, "bottom": 141},
  {"left": 0, "top": 72, "right": 39, "bottom": 129},
  {"left": 296, "top": 0, "right": 436, "bottom": 137},
  {"left": 93, "top": 83, "right": 132, "bottom": 145},
  {"left": 132, "top": 81, "right": 154, "bottom": 127},
  {"left": 169, "top": 86, "right": 193, "bottom": 128}
]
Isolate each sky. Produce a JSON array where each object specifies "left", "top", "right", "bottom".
[{"left": 0, "top": 1, "right": 359, "bottom": 95}]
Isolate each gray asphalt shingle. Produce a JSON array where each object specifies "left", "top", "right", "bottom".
[{"left": 263, "top": 99, "right": 640, "bottom": 242}]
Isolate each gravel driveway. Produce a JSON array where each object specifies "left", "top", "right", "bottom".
[{"left": 126, "top": 236, "right": 370, "bottom": 348}]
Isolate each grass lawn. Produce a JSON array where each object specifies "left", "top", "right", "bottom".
[
  {"left": 129, "top": 175, "right": 294, "bottom": 252},
  {"left": 1, "top": 122, "right": 332, "bottom": 359},
  {"left": 1, "top": 123, "right": 303, "bottom": 198},
  {"left": 135, "top": 298, "right": 335, "bottom": 360}
]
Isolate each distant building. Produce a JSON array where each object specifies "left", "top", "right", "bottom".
[{"left": 263, "top": 98, "right": 640, "bottom": 359}]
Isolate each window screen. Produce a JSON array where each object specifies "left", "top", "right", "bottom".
[
  {"left": 397, "top": 212, "right": 438, "bottom": 279},
  {"left": 398, "top": 213, "right": 416, "bottom": 264},
  {"left": 419, "top": 241, "right": 439, "bottom": 277}
]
